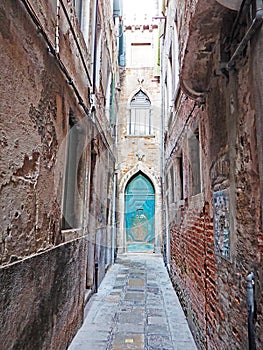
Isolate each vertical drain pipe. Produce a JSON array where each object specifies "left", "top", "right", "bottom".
[
  {"left": 111, "top": 170, "right": 117, "bottom": 265},
  {"left": 55, "top": 0, "right": 60, "bottom": 54},
  {"left": 246, "top": 272, "right": 256, "bottom": 350},
  {"left": 92, "top": 0, "right": 99, "bottom": 94},
  {"left": 94, "top": 261, "right": 99, "bottom": 293}
]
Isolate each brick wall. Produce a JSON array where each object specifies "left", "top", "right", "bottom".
[{"left": 163, "top": 1, "right": 263, "bottom": 349}]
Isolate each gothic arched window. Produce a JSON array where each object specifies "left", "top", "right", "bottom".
[{"left": 128, "top": 90, "right": 151, "bottom": 135}]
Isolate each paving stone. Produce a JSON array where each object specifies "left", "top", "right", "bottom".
[
  {"left": 175, "top": 342, "right": 198, "bottom": 350},
  {"left": 125, "top": 291, "right": 145, "bottom": 301},
  {"left": 117, "top": 322, "right": 145, "bottom": 333},
  {"left": 69, "top": 340, "right": 108, "bottom": 350},
  {"left": 146, "top": 324, "right": 170, "bottom": 335},
  {"left": 113, "top": 285, "right": 125, "bottom": 290},
  {"left": 147, "top": 287, "right": 161, "bottom": 294},
  {"left": 127, "top": 288, "right": 145, "bottom": 293},
  {"left": 128, "top": 278, "right": 145, "bottom": 287},
  {"left": 147, "top": 334, "right": 174, "bottom": 349},
  {"left": 72, "top": 330, "right": 111, "bottom": 342},
  {"left": 123, "top": 299, "right": 145, "bottom": 307},
  {"left": 118, "top": 310, "right": 145, "bottom": 324},
  {"left": 146, "top": 308, "right": 166, "bottom": 317},
  {"left": 68, "top": 254, "right": 198, "bottom": 350},
  {"left": 148, "top": 316, "right": 168, "bottom": 325},
  {"left": 112, "top": 332, "right": 144, "bottom": 348}
]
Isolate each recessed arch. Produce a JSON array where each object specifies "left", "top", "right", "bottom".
[
  {"left": 125, "top": 172, "right": 155, "bottom": 252},
  {"left": 127, "top": 86, "right": 153, "bottom": 106},
  {"left": 119, "top": 162, "right": 161, "bottom": 195},
  {"left": 127, "top": 89, "right": 152, "bottom": 136},
  {"left": 117, "top": 163, "right": 162, "bottom": 254}
]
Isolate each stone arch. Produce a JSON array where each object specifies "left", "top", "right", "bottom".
[
  {"left": 120, "top": 163, "right": 161, "bottom": 195},
  {"left": 125, "top": 172, "right": 155, "bottom": 252},
  {"left": 127, "top": 87, "right": 153, "bottom": 107},
  {"left": 118, "top": 163, "right": 162, "bottom": 254}
]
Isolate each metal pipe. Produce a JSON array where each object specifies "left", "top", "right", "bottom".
[
  {"left": 246, "top": 272, "right": 256, "bottom": 350},
  {"left": 227, "top": 0, "right": 263, "bottom": 70},
  {"left": 55, "top": 0, "right": 60, "bottom": 54},
  {"left": 94, "top": 261, "right": 99, "bottom": 293},
  {"left": 111, "top": 170, "right": 117, "bottom": 264},
  {"left": 160, "top": 31, "right": 169, "bottom": 266},
  {"left": 92, "top": 0, "right": 99, "bottom": 94},
  {"left": 230, "top": 0, "right": 253, "bottom": 41}
]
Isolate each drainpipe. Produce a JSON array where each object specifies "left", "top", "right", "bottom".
[
  {"left": 226, "top": 0, "right": 263, "bottom": 70},
  {"left": 160, "top": 28, "right": 169, "bottom": 267},
  {"left": 246, "top": 272, "right": 256, "bottom": 350},
  {"left": 111, "top": 169, "right": 117, "bottom": 264},
  {"left": 94, "top": 261, "right": 99, "bottom": 293},
  {"left": 55, "top": 0, "right": 60, "bottom": 54},
  {"left": 92, "top": 0, "right": 99, "bottom": 94}
]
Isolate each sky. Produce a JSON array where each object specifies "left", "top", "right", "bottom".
[{"left": 123, "top": 0, "right": 160, "bottom": 24}]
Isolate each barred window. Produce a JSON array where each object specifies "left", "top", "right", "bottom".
[{"left": 128, "top": 90, "right": 151, "bottom": 136}]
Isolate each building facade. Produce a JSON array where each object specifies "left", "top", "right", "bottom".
[
  {"left": 0, "top": 0, "right": 121, "bottom": 349},
  {"left": 116, "top": 1, "right": 163, "bottom": 254},
  {"left": 162, "top": 0, "right": 263, "bottom": 349}
]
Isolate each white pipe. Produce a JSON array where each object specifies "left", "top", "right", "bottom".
[
  {"left": 55, "top": 0, "right": 60, "bottom": 54},
  {"left": 111, "top": 171, "right": 117, "bottom": 264}
]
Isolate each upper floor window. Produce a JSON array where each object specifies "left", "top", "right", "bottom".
[
  {"left": 128, "top": 90, "right": 151, "bottom": 136},
  {"left": 188, "top": 127, "right": 201, "bottom": 196}
]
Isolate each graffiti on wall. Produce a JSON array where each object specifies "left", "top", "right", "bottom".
[{"left": 213, "top": 189, "right": 230, "bottom": 259}]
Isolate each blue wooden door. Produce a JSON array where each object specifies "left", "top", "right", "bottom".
[{"left": 125, "top": 174, "right": 155, "bottom": 252}]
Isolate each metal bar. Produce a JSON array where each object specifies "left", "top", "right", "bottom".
[
  {"left": 246, "top": 272, "right": 256, "bottom": 350},
  {"left": 230, "top": 0, "right": 253, "bottom": 41},
  {"left": 56, "top": 0, "right": 60, "bottom": 54},
  {"left": 94, "top": 261, "right": 99, "bottom": 293},
  {"left": 226, "top": 0, "right": 263, "bottom": 70}
]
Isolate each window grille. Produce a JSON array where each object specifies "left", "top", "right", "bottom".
[{"left": 129, "top": 90, "right": 151, "bottom": 135}]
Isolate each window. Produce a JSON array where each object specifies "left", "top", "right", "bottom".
[
  {"left": 62, "top": 112, "right": 78, "bottom": 229},
  {"left": 170, "top": 166, "right": 175, "bottom": 203},
  {"left": 128, "top": 90, "right": 151, "bottom": 136},
  {"left": 178, "top": 154, "right": 184, "bottom": 200},
  {"left": 188, "top": 128, "right": 201, "bottom": 195},
  {"left": 62, "top": 110, "right": 85, "bottom": 229},
  {"left": 131, "top": 43, "right": 153, "bottom": 67}
]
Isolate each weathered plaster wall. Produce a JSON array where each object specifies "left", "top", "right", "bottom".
[
  {"left": 0, "top": 1, "right": 89, "bottom": 347},
  {"left": 0, "top": 0, "right": 118, "bottom": 348},
  {"left": 0, "top": 239, "right": 86, "bottom": 350},
  {"left": 1, "top": 0, "right": 65, "bottom": 265}
]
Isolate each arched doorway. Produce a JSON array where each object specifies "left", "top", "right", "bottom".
[{"left": 125, "top": 173, "right": 155, "bottom": 252}]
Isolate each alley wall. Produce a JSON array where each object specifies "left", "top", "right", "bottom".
[
  {"left": 0, "top": 0, "right": 120, "bottom": 348},
  {"left": 162, "top": 0, "right": 263, "bottom": 349}
]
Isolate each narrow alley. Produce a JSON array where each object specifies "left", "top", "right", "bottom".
[
  {"left": 1, "top": 0, "right": 263, "bottom": 349},
  {"left": 69, "top": 254, "right": 197, "bottom": 350}
]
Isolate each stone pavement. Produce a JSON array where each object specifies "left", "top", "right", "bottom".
[{"left": 68, "top": 254, "right": 198, "bottom": 350}]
